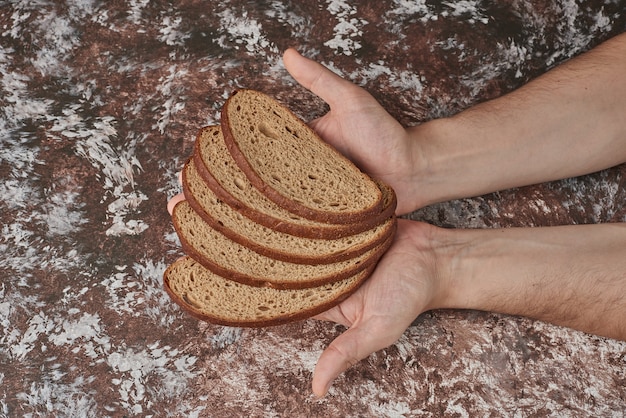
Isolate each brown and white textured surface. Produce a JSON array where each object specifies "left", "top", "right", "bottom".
[{"left": 1, "top": 1, "right": 625, "bottom": 416}]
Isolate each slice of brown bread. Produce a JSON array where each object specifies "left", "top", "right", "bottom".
[
  {"left": 164, "top": 256, "right": 375, "bottom": 327},
  {"left": 221, "top": 89, "right": 383, "bottom": 224},
  {"left": 192, "top": 125, "right": 395, "bottom": 239},
  {"left": 172, "top": 199, "right": 395, "bottom": 289},
  {"left": 183, "top": 158, "right": 396, "bottom": 264}
]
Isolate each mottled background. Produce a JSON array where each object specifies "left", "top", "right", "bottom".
[{"left": 1, "top": 1, "right": 625, "bottom": 417}]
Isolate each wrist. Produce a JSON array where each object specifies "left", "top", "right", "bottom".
[
  {"left": 400, "top": 221, "right": 470, "bottom": 312},
  {"left": 422, "top": 225, "right": 507, "bottom": 313},
  {"left": 405, "top": 116, "right": 489, "bottom": 210},
  {"left": 403, "top": 119, "right": 452, "bottom": 210}
]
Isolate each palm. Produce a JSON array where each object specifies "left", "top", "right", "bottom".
[{"left": 311, "top": 220, "right": 439, "bottom": 396}]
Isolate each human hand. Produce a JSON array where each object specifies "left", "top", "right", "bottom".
[
  {"left": 166, "top": 166, "right": 445, "bottom": 398},
  {"left": 283, "top": 52, "right": 441, "bottom": 394},
  {"left": 283, "top": 49, "right": 423, "bottom": 215},
  {"left": 310, "top": 219, "right": 445, "bottom": 397},
  {"left": 166, "top": 170, "right": 185, "bottom": 215}
]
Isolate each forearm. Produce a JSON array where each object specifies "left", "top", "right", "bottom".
[
  {"left": 409, "top": 32, "right": 626, "bottom": 208},
  {"left": 434, "top": 223, "right": 626, "bottom": 340}
]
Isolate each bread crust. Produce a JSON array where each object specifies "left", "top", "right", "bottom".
[
  {"left": 163, "top": 256, "right": 377, "bottom": 327},
  {"left": 221, "top": 89, "right": 384, "bottom": 224},
  {"left": 172, "top": 202, "right": 395, "bottom": 290},
  {"left": 164, "top": 90, "right": 398, "bottom": 326},
  {"left": 183, "top": 158, "right": 396, "bottom": 264},
  {"left": 191, "top": 127, "right": 397, "bottom": 239}
]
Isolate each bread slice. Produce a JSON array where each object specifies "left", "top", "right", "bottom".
[
  {"left": 183, "top": 158, "right": 396, "bottom": 264},
  {"left": 221, "top": 89, "right": 383, "bottom": 224},
  {"left": 192, "top": 125, "right": 395, "bottom": 239},
  {"left": 164, "top": 256, "right": 375, "bottom": 327},
  {"left": 172, "top": 199, "right": 395, "bottom": 289}
]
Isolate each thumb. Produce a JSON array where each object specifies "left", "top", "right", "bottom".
[
  {"left": 167, "top": 193, "right": 185, "bottom": 215},
  {"left": 312, "top": 321, "right": 397, "bottom": 397},
  {"left": 283, "top": 48, "right": 353, "bottom": 109}
]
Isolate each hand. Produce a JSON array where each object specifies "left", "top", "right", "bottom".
[
  {"left": 283, "top": 51, "right": 445, "bottom": 394},
  {"left": 283, "top": 48, "right": 423, "bottom": 215},
  {"left": 166, "top": 175, "right": 445, "bottom": 397},
  {"left": 310, "top": 219, "right": 445, "bottom": 397},
  {"left": 166, "top": 170, "right": 185, "bottom": 215}
]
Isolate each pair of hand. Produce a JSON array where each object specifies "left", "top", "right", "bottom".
[
  {"left": 282, "top": 49, "right": 441, "bottom": 397},
  {"left": 168, "top": 49, "right": 443, "bottom": 398}
]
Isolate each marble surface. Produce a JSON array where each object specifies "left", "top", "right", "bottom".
[{"left": 1, "top": 1, "right": 625, "bottom": 416}]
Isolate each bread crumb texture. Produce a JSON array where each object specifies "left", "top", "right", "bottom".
[
  {"left": 172, "top": 200, "right": 384, "bottom": 288},
  {"left": 165, "top": 257, "right": 363, "bottom": 325},
  {"left": 224, "top": 90, "right": 382, "bottom": 216}
]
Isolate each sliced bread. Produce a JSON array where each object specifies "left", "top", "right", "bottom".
[
  {"left": 164, "top": 89, "right": 398, "bottom": 326},
  {"left": 221, "top": 89, "right": 383, "bottom": 224},
  {"left": 192, "top": 125, "right": 395, "bottom": 239},
  {"left": 163, "top": 256, "right": 375, "bottom": 327},
  {"left": 183, "top": 157, "right": 396, "bottom": 264},
  {"left": 172, "top": 199, "right": 395, "bottom": 289}
]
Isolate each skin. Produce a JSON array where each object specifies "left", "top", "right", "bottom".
[
  {"left": 168, "top": 33, "right": 626, "bottom": 398},
  {"left": 282, "top": 33, "right": 626, "bottom": 397}
]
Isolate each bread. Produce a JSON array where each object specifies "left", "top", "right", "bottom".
[
  {"left": 192, "top": 125, "right": 395, "bottom": 239},
  {"left": 182, "top": 157, "right": 396, "bottom": 264},
  {"left": 163, "top": 256, "right": 375, "bottom": 327},
  {"left": 164, "top": 89, "right": 398, "bottom": 326},
  {"left": 172, "top": 199, "right": 395, "bottom": 289},
  {"left": 221, "top": 89, "right": 383, "bottom": 224}
]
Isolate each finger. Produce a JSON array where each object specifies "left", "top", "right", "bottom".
[
  {"left": 167, "top": 193, "right": 185, "bottom": 215},
  {"left": 312, "top": 323, "right": 395, "bottom": 397},
  {"left": 311, "top": 305, "right": 352, "bottom": 328},
  {"left": 283, "top": 48, "right": 354, "bottom": 109}
]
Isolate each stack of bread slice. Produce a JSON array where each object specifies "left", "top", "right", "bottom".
[{"left": 163, "top": 89, "right": 397, "bottom": 327}]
